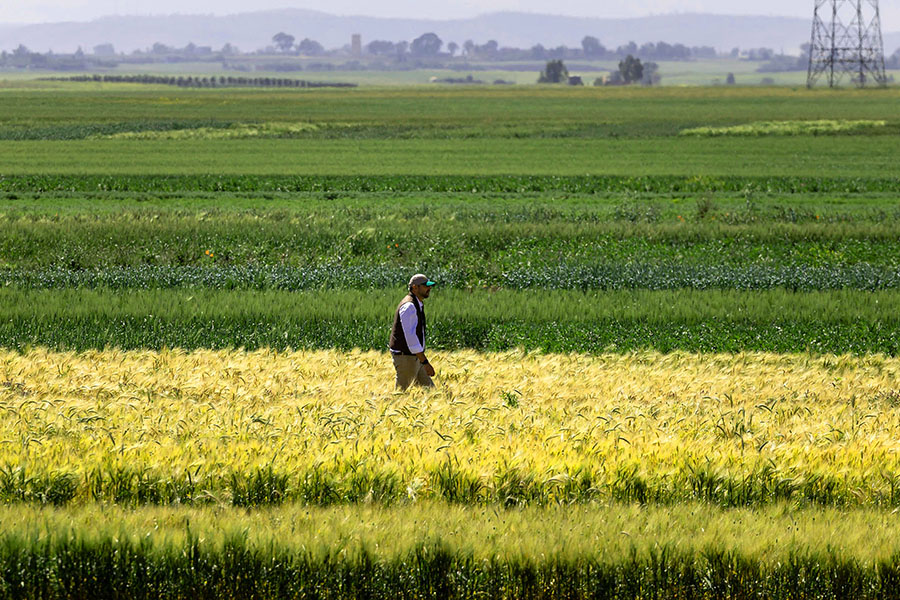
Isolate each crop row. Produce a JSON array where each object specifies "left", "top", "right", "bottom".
[
  {"left": 4, "top": 218, "right": 900, "bottom": 269},
  {"left": 5, "top": 314, "right": 897, "bottom": 354},
  {"left": 679, "top": 119, "right": 888, "bottom": 137},
  {"left": 40, "top": 74, "right": 357, "bottom": 88},
  {"left": 2, "top": 348, "right": 900, "bottom": 508},
  {"left": 5, "top": 192, "right": 900, "bottom": 224},
  {"left": 0, "top": 120, "right": 238, "bottom": 141},
  {"left": 3, "top": 288, "right": 898, "bottom": 353},
  {"left": 7, "top": 287, "right": 896, "bottom": 322},
  {"left": 5, "top": 499, "right": 900, "bottom": 597},
  {"left": 4, "top": 457, "right": 900, "bottom": 507},
  {"left": 2, "top": 534, "right": 899, "bottom": 600},
  {"left": 9, "top": 502, "right": 900, "bottom": 566},
  {"left": 1, "top": 288, "right": 899, "bottom": 353},
  {"left": 0, "top": 532, "right": 898, "bottom": 599},
  {"left": 3, "top": 264, "right": 900, "bottom": 291},
  {"left": 3, "top": 174, "right": 900, "bottom": 193},
  {"left": 1, "top": 119, "right": 692, "bottom": 141}
]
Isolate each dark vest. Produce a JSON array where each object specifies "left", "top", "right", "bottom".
[{"left": 389, "top": 294, "right": 425, "bottom": 355}]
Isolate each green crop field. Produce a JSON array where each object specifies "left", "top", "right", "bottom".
[
  {"left": 1, "top": 86, "right": 899, "bottom": 178},
  {"left": 5, "top": 135, "right": 900, "bottom": 176},
  {"left": 0, "top": 82, "right": 899, "bottom": 598}
]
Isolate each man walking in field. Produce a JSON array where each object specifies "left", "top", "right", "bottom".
[{"left": 389, "top": 274, "right": 436, "bottom": 390}]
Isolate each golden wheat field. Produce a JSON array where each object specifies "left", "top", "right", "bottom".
[{"left": 1, "top": 348, "right": 899, "bottom": 506}]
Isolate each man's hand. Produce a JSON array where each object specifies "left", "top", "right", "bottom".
[{"left": 416, "top": 352, "right": 436, "bottom": 378}]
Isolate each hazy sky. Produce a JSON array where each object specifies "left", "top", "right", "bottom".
[
  {"left": 4, "top": 1, "right": 899, "bottom": 30},
  {"left": 9, "top": 0, "right": 890, "bottom": 24}
]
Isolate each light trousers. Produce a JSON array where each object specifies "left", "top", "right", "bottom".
[{"left": 392, "top": 354, "right": 435, "bottom": 390}]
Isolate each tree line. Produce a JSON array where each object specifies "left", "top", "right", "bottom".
[
  {"left": 6, "top": 33, "right": 897, "bottom": 74},
  {"left": 1, "top": 33, "right": 743, "bottom": 70},
  {"left": 538, "top": 56, "right": 660, "bottom": 86},
  {"left": 346, "top": 33, "right": 716, "bottom": 61}
]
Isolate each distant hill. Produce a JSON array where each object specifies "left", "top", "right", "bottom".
[{"left": 1, "top": 10, "right": 898, "bottom": 56}]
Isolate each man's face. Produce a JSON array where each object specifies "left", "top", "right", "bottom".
[{"left": 415, "top": 284, "right": 432, "bottom": 299}]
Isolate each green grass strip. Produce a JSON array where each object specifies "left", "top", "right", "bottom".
[
  {"left": 3, "top": 174, "right": 900, "bottom": 193},
  {"left": 3, "top": 214, "right": 900, "bottom": 272},
  {"left": 3, "top": 136, "right": 898, "bottom": 177},
  {"left": 1, "top": 288, "right": 898, "bottom": 355},
  {"left": 3, "top": 190, "right": 900, "bottom": 220}
]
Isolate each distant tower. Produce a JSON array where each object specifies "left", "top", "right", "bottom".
[
  {"left": 807, "top": 0, "right": 887, "bottom": 88},
  {"left": 351, "top": 34, "right": 362, "bottom": 57}
]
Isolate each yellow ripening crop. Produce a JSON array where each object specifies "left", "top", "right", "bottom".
[{"left": 1, "top": 348, "right": 899, "bottom": 505}]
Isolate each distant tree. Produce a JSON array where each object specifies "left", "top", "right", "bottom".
[
  {"left": 538, "top": 59, "right": 568, "bottom": 83},
  {"left": 462, "top": 40, "right": 475, "bottom": 56},
  {"left": 617, "top": 41, "right": 638, "bottom": 57},
  {"left": 581, "top": 35, "right": 605, "bottom": 58},
  {"left": 691, "top": 46, "right": 717, "bottom": 59},
  {"left": 888, "top": 47, "right": 900, "bottom": 68},
  {"left": 636, "top": 41, "right": 689, "bottom": 60},
  {"left": 395, "top": 41, "right": 409, "bottom": 57},
  {"left": 411, "top": 32, "right": 442, "bottom": 56},
  {"left": 74, "top": 47, "right": 85, "bottom": 58},
  {"left": 530, "top": 44, "right": 546, "bottom": 60},
  {"left": 671, "top": 43, "right": 691, "bottom": 60},
  {"left": 151, "top": 42, "right": 172, "bottom": 55},
  {"left": 297, "top": 38, "right": 324, "bottom": 56},
  {"left": 730, "top": 47, "right": 740, "bottom": 58},
  {"left": 642, "top": 61, "right": 661, "bottom": 85},
  {"left": 547, "top": 45, "right": 568, "bottom": 59},
  {"left": 477, "top": 40, "right": 499, "bottom": 58},
  {"left": 13, "top": 44, "right": 30, "bottom": 57},
  {"left": 221, "top": 43, "right": 239, "bottom": 55},
  {"left": 618, "top": 55, "right": 643, "bottom": 84},
  {"left": 272, "top": 32, "right": 295, "bottom": 54},
  {"left": 758, "top": 52, "right": 808, "bottom": 72},
  {"left": 744, "top": 47, "right": 774, "bottom": 61},
  {"left": 447, "top": 41, "right": 459, "bottom": 57},
  {"left": 726, "top": 72, "right": 736, "bottom": 85},
  {"left": 93, "top": 43, "right": 115, "bottom": 56},
  {"left": 366, "top": 40, "right": 396, "bottom": 56}
]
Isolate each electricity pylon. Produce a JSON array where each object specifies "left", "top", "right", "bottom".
[{"left": 807, "top": 0, "right": 887, "bottom": 88}]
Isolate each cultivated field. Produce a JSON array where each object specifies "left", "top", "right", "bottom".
[
  {"left": 3, "top": 348, "right": 900, "bottom": 506},
  {"left": 0, "top": 83, "right": 899, "bottom": 598}
]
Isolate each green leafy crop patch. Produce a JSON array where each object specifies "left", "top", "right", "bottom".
[
  {"left": 95, "top": 121, "right": 353, "bottom": 140},
  {"left": 0, "top": 120, "right": 237, "bottom": 141},
  {"left": 680, "top": 119, "right": 888, "bottom": 137}
]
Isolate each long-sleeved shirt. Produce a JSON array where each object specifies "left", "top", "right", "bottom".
[{"left": 398, "top": 298, "right": 425, "bottom": 354}]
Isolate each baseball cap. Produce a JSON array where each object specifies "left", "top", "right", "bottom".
[{"left": 409, "top": 274, "right": 436, "bottom": 287}]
